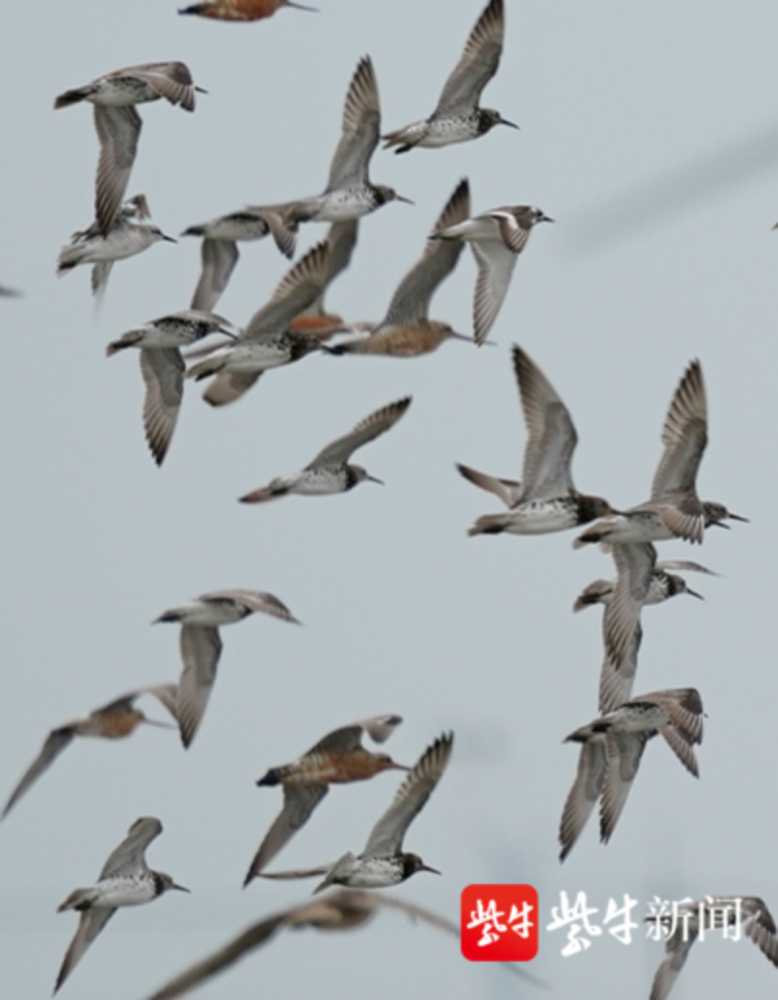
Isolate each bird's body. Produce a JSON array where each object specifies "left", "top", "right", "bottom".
[
  {"left": 464, "top": 346, "right": 611, "bottom": 536},
  {"left": 433, "top": 206, "right": 551, "bottom": 344},
  {"left": 178, "top": 0, "right": 316, "bottom": 21},
  {"left": 244, "top": 715, "right": 406, "bottom": 883},
  {"left": 58, "top": 195, "right": 175, "bottom": 299},
  {"left": 239, "top": 397, "right": 411, "bottom": 503},
  {"left": 382, "top": 0, "right": 516, "bottom": 153},
  {"left": 55, "top": 817, "right": 188, "bottom": 993},
  {"left": 154, "top": 590, "right": 300, "bottom": 747},
  {"left": 55, "top": 63, "right": 204, "bottom": 236},
  {"left": 574, "top": 555, "right": 714, "bottom": 612}
]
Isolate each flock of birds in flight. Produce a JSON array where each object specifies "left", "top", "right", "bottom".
[{"left": 3, "top": 0, "right": 777, "bottom": 997}]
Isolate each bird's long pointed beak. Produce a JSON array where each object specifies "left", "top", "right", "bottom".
[
  {"left": 392, "top": 763, "right": 412, "bottom": 771},
  {"left": 421, "top": 864, "right": 441, "bottom": 875},
  {"left": 499, "top": 117, "right": 520, "bottom": 129},
  {"left": 162, "top": 234, "right": 178, "bottom": 243},
  {"left": 171, "top": 883, "right": 191, "bottom": 893},
  {"left": 367, "top": 475, "right": 384, "bottom": 485},
  {"left": 540, "top": 214, "right": 555, "bottom": 223},
  {"left": 287, "top": 0, "right": 318, "bottom": 8},
  {"left": 686, "top": 588, "right": 704, "bottom": 601},
  {"left": 142, "top": 718, "right": 178, "bottom": 730},
  {"left": 727, "top": 512, "right": 749, "bottom": 522},
  {"left": 395, "top": 195, "right": 414, "bottom": 205}
]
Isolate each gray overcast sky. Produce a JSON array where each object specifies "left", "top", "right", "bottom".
[{"left": 1, "top": 0, "right": 778, "bottom": 998}]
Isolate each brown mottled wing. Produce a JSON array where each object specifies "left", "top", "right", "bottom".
[
  {"left": 309, "top": 397, "right": 411, "bottom": 468},
  {"left": 558, "top": 739, "right": 607, "bottom": 861},
  {"left": 177, "top": 625, "right": 223, "bottom": 747},
  {"left": 199, "top": 589, "right": 300, "bottom": 624},
  {"left": 307, "top": 714, "right": 402, "bottom": 754},
  {"left": 598, "top": 621, "right": 642, "bottom": 713},
  {"left": 99, "top": 816, "right": 163, "bottom": 877},
  {"left": 94, "top": 105, "right": 142, "bottom": 235},
  {"left": 381, "top": 180, "right": 469, "bottom": 328},
  {"left": 191, "top": 239, "right": 239, "bottom": 313},
  {"left": 513, "top": 345, "right": 578, "bottom": 500},
  {"left": 744, "top": 898, "right": 778, "bottom": 966},
  {"left": 133, "top": 62, "right": 199, "bottom": 111},
  {"left": 203, "top": 370, "right": 263, "bottom": 407},
  {"left": 2, "top": 727, "right": 76, "bottom": 818},
  {"left": 244, "top": 784, "right": 329, "bottom": 882},
  {"left": 435, "top": 0, "right": 504, "bottom": 114},
  {"left": 363, "top": 732, "right": 453, "bottom": 856},
  {"left": 55, "top": 908, "right": 116, "bottom": 994},
  {"left": 599, "top": 731, "right": 648, "bottom": 843},
  {"left": 651, "top": 359, "right": 707, "bottom": 499},
  {"left": 658, "top": 727, "right": 699, "bottom": 777},
  {"left": 602, "top": 543, "right": 656, "bottom": 663},
  {"left": 648, "top": 923, "right": 698, "bottom": 1000},
  {"left": 326, "top": 57, "right": 380, "bottom": 190},
  {"left": 143, "top": 912, "right": 289, "bottom": 1000},
  {"left": 140, "top": 348, "right": 184, "bottom": 466},
  {"left": 639, "top": 688, "right": 704, "bottom": 746},
  {"left": 243, "top": 242, "right": 327, "bottom": 343}
]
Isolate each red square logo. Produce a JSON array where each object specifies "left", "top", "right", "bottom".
[{"left": 461, "top": 884, "right": 539, "bottom": 962}]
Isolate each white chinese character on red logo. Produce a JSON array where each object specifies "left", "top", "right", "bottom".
[
  {"left": 466, "top": 899, "right": 507, "bottom": 946},
  {"left": 508, "top": 901, "right": 535, "bottom": 939}
]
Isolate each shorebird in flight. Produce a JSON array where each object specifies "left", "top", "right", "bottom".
[
  {"left": 185, "top": 241, "right": 331, "bottom": 406},
  {"left": 559, "top": 689, "right": 703, "bottom": 862},
  {"left": 243, "top": 714, "right": 408, "bottom": 884},
  {"left": 432, "top": 205, "right": 551, "bottom": 345},
  {"left": 154, "top": 590, "right": 300, "bottom": 747},
  {"left": 2, "top": 686, "right": 177, "bottom": 819},
  {"left": 462, "top": 346, "right": 612, "bottom": 536},
  {"left": 328, "top": 179, "right": 474, "bottom": 356},
  {"left": 57, "top": 194, "right": 176, "bottom": 301},
  {"left": 261, "top": 732, "right": 453, "bottom": 892},
  {"left": 142, "top": 886, "right": 539, "bottom": 1000},
  {"left": 54, "top": 817, "right": 188, "bottom": 993},
  {"left": 107, "top": 310, "right": 235, "bottom": 465},
  {"left": 239, "top": 397, "right": 411, "bottom": 503},
  {"left": 55, "top": 63, "right": 204, "bottom": 236},
  {"left": 383, "top": 0, "right": 516, "bottom": 153},
  {"left": 575, "top": 360, "right": 747, "bottom": 548},
  {"left": 646, "top": 896, "right": 778, "bottom": 1000}
]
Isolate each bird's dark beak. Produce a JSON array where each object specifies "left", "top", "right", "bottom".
[
  {"left": 367, "top": 475, "right": 384, "bottom": 485},
  {"left": 162, "top": 234, "right": 178, "bottom": 243},
  {"left": 395, "top": 195, "right": 414, "bottom": 205},
  {"left": 171, "top": 883, "right": 191, "bottom": 893},
  {"left": 287, "top": 0, "right": 318, "bottom": 8},
  {"left": 392, "top": 762, "right": 412, "bottom": 771},
  {"left": 142, "top": 718, "right": 178, "bottom": 730},
  {"left": 686, "top": 588, "right": 704, "bottom": 601},
  {"left": 540, "top": 214, "right": 555, "bottom": 224},
  {"left": 499, "top": 116, "right": 520, "bottom": 129},
  {"left": 421, "top": 864, "right": 441, "bottom": 875},
  {"left": 727, "top": 512, "right": 749, "bottom": 522}
]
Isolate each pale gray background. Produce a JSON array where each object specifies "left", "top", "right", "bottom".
[{"left": 1, "top": 0, "right": 776, "bottom": 997}]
